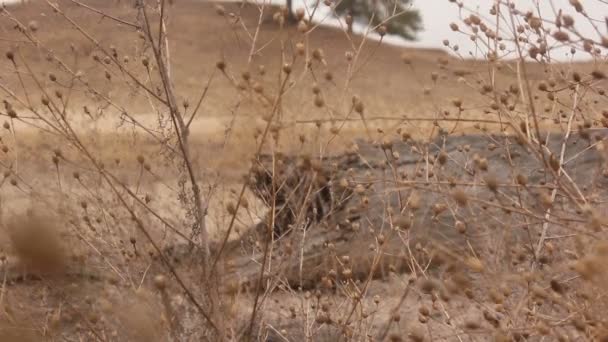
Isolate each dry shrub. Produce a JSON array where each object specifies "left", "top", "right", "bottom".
[{"left": 5, "top": 210, "right": 67, "bottom": 274}]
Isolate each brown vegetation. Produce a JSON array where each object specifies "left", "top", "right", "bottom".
[{"left": 0, "top": 0, "right": 607, "bottom": 340}]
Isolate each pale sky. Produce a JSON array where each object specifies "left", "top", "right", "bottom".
[{"left": 406, "top": 0, "right": 607, "bottom": 60}]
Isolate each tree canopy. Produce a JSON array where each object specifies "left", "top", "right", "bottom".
[{"left": 334, "top": 0, "right": 422, "bottom": 40}]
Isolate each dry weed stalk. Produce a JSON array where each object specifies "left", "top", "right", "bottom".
[{"left": 0, "top": 0, "right": 607, "bottom": 340}]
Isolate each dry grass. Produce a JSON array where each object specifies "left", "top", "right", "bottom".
[{"left": 0, "top": 0, "right": 607, "bottom": 340}]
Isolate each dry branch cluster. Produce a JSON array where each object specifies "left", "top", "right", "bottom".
[{"left": 0, "top": 0, "right": 607, "bottom": 341}]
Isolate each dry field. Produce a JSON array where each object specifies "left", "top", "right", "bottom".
[{"left": 0, "top": 0, "right": 607, "bottom": 341}]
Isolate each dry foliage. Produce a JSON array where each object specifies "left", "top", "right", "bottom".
[{"left": 0, "top": 0, "right": 607, "bottom": 340}]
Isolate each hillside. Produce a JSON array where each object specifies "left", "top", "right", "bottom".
[{"left": 3, "top": 0, "right": 600, "bottom": 133}]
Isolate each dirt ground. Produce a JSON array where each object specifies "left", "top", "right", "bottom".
[{"left": 1, "top": 0, "right": 607, "bottom": 340}]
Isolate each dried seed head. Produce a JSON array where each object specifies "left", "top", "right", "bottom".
[
  {"left": 553, "top": 30, "right": 570, "bottom": 42},
  {"left": 226, "top": 202, "right": 237, "bottom": 215},
  {"left": 282, "top": 63, "right": 292, "bottom": 74},
  {"left": 437, "top": 150, "right": 448, "bottom": 165},
  {"left": 296, "top": 42, "right": 305, "bottom": 55},
  {"left": 455, "top": 221, "right": 466, "bottom": 234},
  {"left": 354, "top": 100, "right": 364, "bottom": 114},
  {"left": 314, "top": 95, "right": 325, "bottom": 107},
  {"left": 297, "top": 20, "right": 308, "bottom": 33},
  {"left": 420, "top": 278, "right": 440, "bottom": 294},
  {"left": 529, "top": 17, "right": 542, "bottom": 30},
  {"left": 153, "top": 275, "right": 167, "bottom": 290},
  {"left": 452, "top": 189, "right": 468, "bottom": 206},
  {"left": 381, "top": 138, "right": 393, "bottom": 151},
  {"left": 463, "top": 317, "right": 481, "bottom": 330},
  {"left": 484, "top": 174, "right": 498, "bottom": 192},
  {"left": 252, "top": 82, "right": 264, "bottom": 93},
  {"left": 394, "top": 215, "right": 411, "bottom": 230},
  {"left": 549, "top": 154, "right": 560, "bottom": 171},
  {"left": 214, "top": 4, "right": 225, "bottom": 16},
  {"left": 377, "top": 25, "right": 387, "bottom": 36},
  {"left": 312, "top": 48, "right": 324, "bottom": 60},
  {"left": 466, "top": 257, "right": 484, "bottom": 272},
  {"left": 516, "top": 173, "right": 528, "bottom": 186},
  {"left": 5, "top": 50, "right": 14, "bottom": 61},
  {"left": 342, "top": 268, "right": 352, "bottom": 278},
  {"left": 216, "top": 60, "right": 226, "bottom": 71}
]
